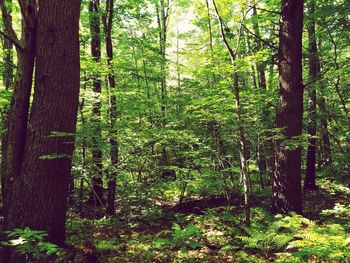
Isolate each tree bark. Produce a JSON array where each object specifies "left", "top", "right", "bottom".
[
  {"left": 304, "top": 0, "right": 318, "bottom": 191},
  {"left": 5, "top": 0, "right": 81, "bottom": 246},
  {"left": 272, "top": 0, "right": 304, "bottom": 214},
  {"left": 252, "top": 6, "right": 266, "bottom": 90},
  {"left": 88, "top": 0, "right": 105, "bottom": 206},
  {"left": 156, "top": 0, "right": 169, "bottom": 125},
  {"left": 102, "top": 0, "right": 118, "bottom": 216},
  {"left": 0, "top": 0, "right": 14, "bottom": 200},
  {"left": 1, "top": 0, "right": 37, "bottom": 215}
]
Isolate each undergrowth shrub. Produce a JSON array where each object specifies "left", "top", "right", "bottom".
[
  {"left": 237, "top": 211, "right": 350, "bottom": 262},
  {"left": 1, "top": 227, "right": 61, "bottom": 262}
]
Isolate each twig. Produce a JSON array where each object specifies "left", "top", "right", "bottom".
[
  {"left": 242, "top": 23, "right": 278, "bottom": 50},
  {"left": 245, "top": 4, "right": 280, "bottom": 15},
  {"left": 303, "top": 67, "right": 330, "bottom": 89}
]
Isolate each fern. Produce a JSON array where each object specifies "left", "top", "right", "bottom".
[{"left": 238, "top": 212, "right": 350, "bottom": 262}]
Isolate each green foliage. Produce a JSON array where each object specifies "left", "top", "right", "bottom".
[
  {"left": 286, "top": 223, "right": 350, "bottom": 262},
  {"left": 236, "top": 211, "right": 350, "bottom": 262},
  {"left": 1, "top": 227, "right": 61, "bottom": 262},
  {"left": 153, "top": 223, "right": 202, "bottom": 253}
]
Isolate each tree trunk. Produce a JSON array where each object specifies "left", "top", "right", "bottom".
[
  {"left": 318, "top": 97, "right": 332, "bottom": 165},
  {"left": 250, "top": 5, "right": 269, "bottom": 185},
  {"left": 156, "top": 0, "right": 170, "bottom": 169},
  {"left": 234, "top": 74, "right": 251, "bottom": 226},
  {"left": 304, "top": 0, "right": 318, "bottom": 191},
  {"left": 88, "top": 0, "right": 105, "bottom": 206},
  {"left": 212, "top": 0, "right": 251, "bottom": 226},
  {"left": 0, "top": 0, "right": 14, "bottom": 200},
  {"left": 252, "top": 6, "right": 266, "bottom": 90},
  {"left": 1, "top": 0, "right": 37, "bottom": 215},
  {"left": 5, "top": 0, "right": 81, "bottom": 246},
  {"left": 156, "top": 0, "right": 169, "bottom": 125},
  {"left": 272, "top": 0, "right": 304, "bottom": 214},
  {"left": 79, "top": 99, "right": 87, "bottom": 215},
  {"left": 103, "top": 0, "right": 118, "bottom": 216}
]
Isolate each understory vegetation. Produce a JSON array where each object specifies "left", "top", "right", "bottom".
[
  {"left": 3, "top": 175, "right": 350, "bottom": 262},
  {"left": 0, "top": 0, "right": 349, "bottom": 262}
]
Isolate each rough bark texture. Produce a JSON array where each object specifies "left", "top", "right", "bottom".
[
  {"left": 272, "top": 0, "right": 304, "bottom": 214},
  {"left": 0, "top": 0, "right": 14, "bottom": 200},
  {"left": 304, "top": 0, "right": 318, "bottom": 191},
  {"left": 103, "top": 0, "right": 118, "bottom": 216},
  {"left": 5, "top": 0, "right": 81, "bottom": 246},
  {"left": 88, "top": 0, "right": 105, "bottom": 206},
  {"left": 1, "top": 0, "right": 37, "bottom": 214}
]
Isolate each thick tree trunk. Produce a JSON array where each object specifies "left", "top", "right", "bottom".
[
  {"left": 272, "top": 0, "right": 304, "bottom": 214},
  {"left": 88, "top": 0, "right": 105, "bottom": 206},
  {"left": 5, "top": 0, "right": 80, "bottom": 246},
  {"left": 103, "top": 0, "right": 118, "bottom": 216},
  {"left": 304, "top": 0, "right": 318, "bottom": 191}
]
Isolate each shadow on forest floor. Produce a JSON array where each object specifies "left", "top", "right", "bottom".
[{"left": 59, "top": 177, "right": 350, "bottom": 263}]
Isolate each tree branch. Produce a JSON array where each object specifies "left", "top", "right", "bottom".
[
  {"left": 245, "top": 4, "right": 280, "bottom": 15},
  {"left": 303, "top": 67, "right": 330, "bottom": 89},
  {"left": 0, "top": 29, "right": 22, "bottom": 50},
  {"left": 212, "top": 0, "right": 235, "bottom": 61},
  {"left": 212, "top": 0, "right": 260, "bottom": 60},
  {"left": 242, "top": 23, "right": 278, "bottom": 50},
  {"left": 0, "top": 0, "right": 22, "bottom": 50}
]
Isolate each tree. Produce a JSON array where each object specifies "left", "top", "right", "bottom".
[
  {"left": 4, "top": 0, "right": 81, "bottom": 246},
  {"left": 272, "top": 0, "right": 304, "bottom": 214},
  {"left": 304, "top": 0, "right": 319, "bottom": 191},
  {"left": 0, "top": 0, "right": 14, "bottom": 199},
  {"left": 88, "top": 0, "right": 105, "bottom": 206},
  {"left": 156, "top": 0, "right": 170, "bottom": 125},
  {"left": 212, "top": 0, "right": 251, "bottom": 226},
  {"left": 0, "top": 0, "right": 36, "bottom": 213},
  {"left": 102, "top": 0, "right": 118, "bottom": 216}
]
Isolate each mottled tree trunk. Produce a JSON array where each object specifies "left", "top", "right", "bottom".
[
  {"left": 318, "top": 97, "right": 332, "bottom": 165},
  {"left": 251, "top": 5, "right": 268, "bottom": 187},
  {"left": 157, "top": 0, "right": 168, "bottom": 124},
  {"left": 252, "top": 6, "right": 266, "bottom": 91},
  {"left": 304, "top": 0, "right": 318, "bottom": 191},
  {"left": 1, "top": 0, "right": 37, "bottom": 215},
  {"left": 212, "top": 0, "right": 251, "bottom": 226},
  {"left": 103, "top": 0, "right": 118, "bottom": 216},
  {"left": 0, "top": 0, "right": 14, "bottom": 200},
  {"left": 5, "top": 0, "right": 80, "bottom": 246},
  {"left": 272, "top": 0, "right": 304, "bottom": 214},
  {"left": 156, "top": 0, "right": 170, "bottom": 169},
  {"left": 234, "top": 74, "right": 251, "bottom": 226},
  {"left": 88, "top": 0, "right": 105, "bottom": 206}
]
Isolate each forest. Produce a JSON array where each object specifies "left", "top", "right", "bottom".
[{"left": 0, "top": 0, "right": 349, "bottom": 262}]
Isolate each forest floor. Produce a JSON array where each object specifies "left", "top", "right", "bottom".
[{"left": 61, "top": 176, "right": 350, "bottom": 263}]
